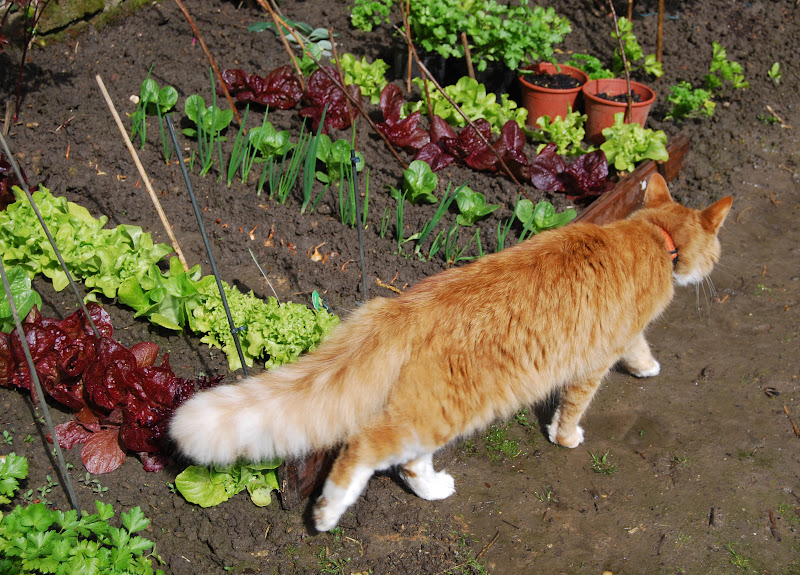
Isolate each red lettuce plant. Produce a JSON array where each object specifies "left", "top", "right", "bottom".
[
  {"left": 0, "top": 303, "right": 222, "bottom": 473},
  {"left": 530, "top": 143, "right": 612, "bottom": 203},
  {"left": 219, "top": 66, "right": 304, "bottom": 109},
  {"left": 376, "top": 83, "right": 431, "bottom": 149},
  {"left": 299, "top": 66, "right": 362, "bottom": 132}
]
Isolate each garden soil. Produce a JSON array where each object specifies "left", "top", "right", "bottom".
[{"left": 1, "top": 0, "right": 799, "bottom": 573}]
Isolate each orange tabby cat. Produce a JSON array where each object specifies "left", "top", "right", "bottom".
[{"left": 170, "top": 173, "right": 732, "bottom": 531}]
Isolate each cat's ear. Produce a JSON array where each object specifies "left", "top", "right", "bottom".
[
  {"left": 643, "top": 173, "right": 673, "bottom": 206},
  {"left": 701, "top": 196, "right": 733, "bottom": 233}
]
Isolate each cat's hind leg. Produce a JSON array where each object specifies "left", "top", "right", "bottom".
[
  {"left": 399, "top": 452, "right": 455, "bottom": 501},
  {"left": 548, "top": 369, "right": 608, "bottom": 448},
  {"left": 621, "top": 333, "right": 661, "bottom": 378},
  {"left": 313, "top": 420, "right": 410, "bottom": 532}
]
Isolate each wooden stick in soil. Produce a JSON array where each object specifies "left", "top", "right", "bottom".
[
  {"left": 254, "top": 0, "right": 306, "bottom": 91},
  {"left": 608, "top": 0, "right": 634, "bottom": 123},
  {"left": 258, "top": 10, "right": 408, "bottom": 171},
  {"left": 95, "top": 75, "right": 190, "bottom": 272},
  {"left": 400, "top": 27, "right": 528, "bottom": 198},
  {"left": 173, "top": 0, "right": 243, "bottom": 127},
  {"left": 404, "top": 0, "right": 413, "bottom": 93},
  {"left": 461, "top": 32, "right": 475, "bottom": 80},
  {"left": 656, "top": 0, "right": 665, "bottom": 66}
]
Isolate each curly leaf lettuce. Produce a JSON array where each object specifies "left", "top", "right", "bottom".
[
  {"left": 600, "top": 113, "right": 669, "bottom": 173},
  {"left": 0, "top": 186, "right": 173, "bottom": 297},
  {"left": 190, "top": 281, "right": 339, "bottom": 371}
]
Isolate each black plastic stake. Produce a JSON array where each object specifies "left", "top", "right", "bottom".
[
  {"left": 165, "top": 115, "right": 249, "bottom": 376},
  {"left": 0, "top": 257, "right": 81, "bottom": 513},
  {"left": 0, "top": 131, "right": 101, "bottom": 339},
  {"left": 351, "top": 150, "right": 369, "bottom": 302}
]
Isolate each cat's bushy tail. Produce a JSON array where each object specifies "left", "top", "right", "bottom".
[{"left": 169, "top": 297, "right": 407, "bottom": 465}]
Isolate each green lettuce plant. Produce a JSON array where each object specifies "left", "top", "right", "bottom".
[
  {"left": 514, "top": 199, "right": 576, "bottom": 241},
  {"left": 0, "top": 265, "right": 42, "bottom": 333},
  {"left": 404, "top": 76, "right": 527, "bottom": 133},
  {"left": 454, "top": 186, "right": 499, "bottom": 226},
  {"left": 175, "top": 460, "right": 281, "bottom": 508},
  {"left": 389, "top": 160, "right": 438, "bottom": 205},
  {"left": 336, "top": 53, "right": 388, "bottom": 105},
  {"left": 534, "top": 108, "right": 588, "bottom": 156},
  {"left": 600, "top": 112, "right": 669, "bottom": 172}
]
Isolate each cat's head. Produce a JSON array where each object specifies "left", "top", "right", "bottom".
[{"left": 639, "top": 174, "right": 733, "bottom": 287}]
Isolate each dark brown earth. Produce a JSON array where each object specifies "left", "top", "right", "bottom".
[{"left": 1, "top": 0, "right": 799, "bottom": 573}]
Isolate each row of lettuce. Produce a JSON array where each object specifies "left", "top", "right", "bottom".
[{"left": 0, "top": 186, "right": 338, "bottom": 371}]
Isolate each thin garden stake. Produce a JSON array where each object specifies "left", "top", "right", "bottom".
[
  {"left": 165, "top": 115, "right": 249, "bottom": 376},
  {"left": 0, "top": 131, "right": 101, "bottom": 339},
  {"left": 248, "top": 248, "right": 281, "bottom": 304},
  {"left": 0, "top": 256, "right": 81, "bottom": 514},
  {"left": 95, "top": 74, "right": 190, "bottom": 272},
  {"left": 351, "top": 150, "right": 369, "bottom": 302}
]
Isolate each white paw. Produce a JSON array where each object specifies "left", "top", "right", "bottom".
[
  {"left": 401, "top": 468, "right": 456, "bottom": 500},
  {"left": 313, "top": 497, "right": 341, "bottom": 532},
  {"left": 421, "top": 470, "right": 456, "bottom": 500},
  {"left": 547, "top": 411, "right": 584, "bottom": 448},
  {"left": 631, "top": 359, "right": 661, "bottom": 378}
]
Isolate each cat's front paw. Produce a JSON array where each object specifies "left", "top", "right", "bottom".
[
  {"left": 630, "top": 359, "right": 661, "bottom": 378},
  {"left": 313, "top": 496, "right": 340, "bottom": 532},
  {"left": 547, "top": 411, "right": 585, "bottom": 448}
]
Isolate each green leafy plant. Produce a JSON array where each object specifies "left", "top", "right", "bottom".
[
  {"left": 0, "top": 265, "right": 42, "bottom": 333},
  {"left": 454, "top": 185, "right": 499, "bottom": 226},
  {"left": 226, "top": 105, "right": 255, "bottom": 187},
  {"left": 405, "top": 76, "right": 527, "bottom": 133},
  {"left": 665, "top": 81, "right": 715, "bottom": 121},
  {"left": 174, "top": 460, "right": 281, "bottom": 508},
  {"left": 315, "top": 135, "right": 364, "bottom": 185},
  {"left": 0, "top": 453, "right": 27, "bottom": 504},
  {"left": 611, "top": 17, "right": 663, "bottom": 78},
  {"left": 267, "top": 122, "right": 311, "bottom": 203},
  {"left": 0, "top": 186, "right": 173, "bottom": 300},
  {"left": 534, "top": 108, "right": 588, "bottom": 155},
  {"left": 0, "top": 454, "right": 164, "bottom": 574},
  {"left": 705, "top": 41, "right": 748, "bottom": 92},
  {"left": 600, "top": 112, "right": 669, "bottom": 172},
  {"left": 389, "top": 160, "right": 438, "bottom": 205},
  {"left": 565, "top": 53, "right": 614, "bottom": 80},
  {"left": 250, "top": 18, "right": 333, "bottom": 76},
  {"left": 336, "top": 53, "right": 388, "bottom": 105},
  {"left": 352, "top": 1, "right": 571, "bottom": 73},
  {"left": 183, "top": 87, "right": 235, "bottom": 177},
  {"left": 767, "top": 62, "right": 781, "bottom": 86},
  {"left": 514, "top": 199, "right": 576, "bottom": 242},
  {"left": 131, "top": 71, "right": 178, "bottom": 161},
  {"left": 407, "top": 183, "right": 460, "bottom": 258}
]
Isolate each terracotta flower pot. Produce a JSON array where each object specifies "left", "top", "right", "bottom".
[
  {"left": 582, "top": 78, "right": 656, "bottom": 144},
  {"left": 518, "top": 63, "right": 588, "bottom": 127}
]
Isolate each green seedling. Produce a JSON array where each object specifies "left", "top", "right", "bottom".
[
  {"left": 131, "top": 69, "right": 178, "bottom": 161},
  {"left": 589, "top": 450, "right": 617, "bottom": 474},
  {"left": 767, "top": 62, "right": 781, "bottom": 86},
  {"left": 454, "top": 185, "right": 499, "bottom": 226},
  {"left": 515, "top": 198, "right": 576, "bottom": 242},
  {"left": 389, "top": 160, "right": 438, "bottom": 205}
]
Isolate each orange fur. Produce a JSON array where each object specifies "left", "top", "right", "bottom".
[{"left": 169, "top": 174, "right": 732, "bottom": 531}]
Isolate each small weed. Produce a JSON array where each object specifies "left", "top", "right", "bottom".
[
  {"left": 441, "top": 535, "right": 487, "bottom": 575},
  {"left": 484, "top": 423, "right": 521, "bottom": 462},
  {"left": 2, "top": 430, "right": 12, "bottom": 445},
  {"left": 514, "top": 408, "right": 536, "bottom": 429},
  {"left": 726, "top": 542, "right": 752, "bottom": 571},
  {"left": 534, "top": 487, "right": 558, "bottom": 503},
  {"left": 589, "top": 450, "right": 617, "bottom": 475},
  {"left": 672, "top": 454, "right": 690, "bottom": 468},
  {"left": 779, "top": 502, "right": 800, "bottom": 525},
  {"left": 675, "top": 533, "right": 691, "bottom": 548},
  {"left": 316, "top": 547, "right": 351, "bottom": 575},
  {"left": 167, "top": 482, "right": 177, "bottom": 494},
  {"left": 754, "top": 283, "right": 774, "bottom": 297},
  {"left": 23, "top": 434, "right": 35, "bottom": 444},
  {"left": 81, "top": 473, "right": 108, "bottom": 497}
]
